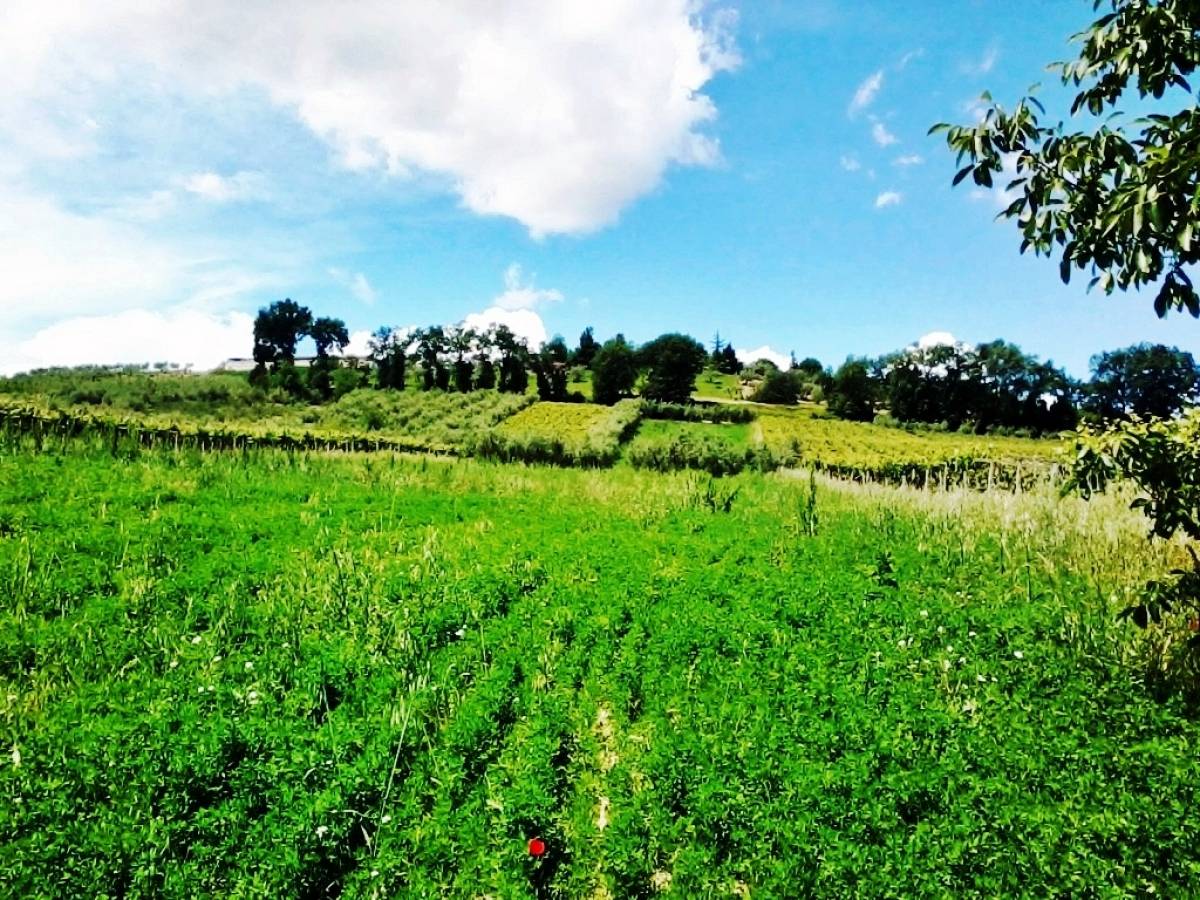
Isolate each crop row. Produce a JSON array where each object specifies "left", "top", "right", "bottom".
[
  {"left": 0, "top": 404, "right": 454, "bottom": 456},
  {"left": 473, "top": 400, "right": 643, "bottom": 467},
  {"left": 0, "top": 395, "right": 1065, "bottom": 487}
]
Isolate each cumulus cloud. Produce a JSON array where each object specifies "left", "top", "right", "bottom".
[
  {"left": 917, "top": 330, "right": 957, "bottom": 349},
  {"left": 737, "top": 345, "right": 790, "bottom": 370},
  {"left": 2, "top": 308, "right": 254, "bottom": 375},
  {"left": 462, "top": 308, "right": 548, "bottom": 349},
  {"left": 1, "top": 1, "right": 741, "bottom": 236},
  {"left": 871, "top": 121, "right": 898, "bottom": 147},
  {"left": 183, "top": 171, "right": 267, "bottom": 203},
  {"left": 848, "top": 70, "right": 883, "bottom": 117},
  {"left": 492, "top": 264, "right": 563, "bottom": 311},
  {"left": 341, "top": 329, "right": 375, "bottom": 358},
  {"left": 893, "top": 154, "right": 923, "bottom": 167},
  {"left": 457, "top": 264, "right": 567, "bottom": 349},
  {"left": 839, "top": 155, "right": 862, "bottom": 172},
  {"left": 874, "top": 190, "right": 902, "bottom": 209}
]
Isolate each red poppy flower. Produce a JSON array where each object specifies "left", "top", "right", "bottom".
[{"left": 528, "top": 837, "right": 546, "bottom": 857}]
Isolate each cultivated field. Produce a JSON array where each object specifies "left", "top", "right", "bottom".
[{"left": 1, "top": 435, "right": 1198, "bottom": 897}]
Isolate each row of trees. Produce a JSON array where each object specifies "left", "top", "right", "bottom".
[
  {"left": 822, "top": 340, "right": 1200, "bottom": 433},
  {"left": 252, "top": 301, "right": 1196, "bottom": 431},
  {"left": 250, "top": 300, "right": 712, "bottom": 406}
]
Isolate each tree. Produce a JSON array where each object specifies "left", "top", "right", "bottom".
[
  {"left": 368, "top": 327, "right": 408, "bottom": 391},
  {"left": 414, "top": 326, "right": 450, "bottom": 391},
  {"left": 307, "top": 316, "right": 350, "bottom": 400},
  {"left": 591, "top": 335, "right": 638, "bottom": 405},
  {"left": 446, "top": 326, "right": 477, "bottom": 393},
  {"left": 827, "top": 359, "right": 876, "bottom": 422},
  {"left": 1088, "top": 343, "right": 1200, "bottom": 419},
  {"left": 639, "top": 333, "right": 708, "bottom": 404},
  {"left": 937, "top": 1, "right": 1200, "bottom": 660},
  {"left": 933, "top": 0, "right": 1200, "bottom": 317},
  {"left": 754, "top": 369, "right": 800, "bottom": 405},
  {"left": 717, "top": 343, "right": 741, "bottom": 375},
  {"left": 310, "top": 317, "right": 349, "bottom": 359},
  {"left": 491, "top": 326, "right": 529, "bottom": 394},
  {"left": 573, "top": 327, "right": 599, "bottom": 368},
  {"left": 534, "top": 335, "right": 570, "bottom": 401},
  {"left": 252, "top": 299, "right": 313, "bottom": 370}
]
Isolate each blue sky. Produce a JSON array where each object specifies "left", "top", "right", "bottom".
[{"left": 2, "top": 0, "right": 1197, "bottom": 377}]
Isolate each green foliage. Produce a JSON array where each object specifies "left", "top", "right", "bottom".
[
  {"left": 881, "top": 340, "right": 1077, "bottom": 434},
  {"left": 368, "top": 326, "right": 408, "bottom": 391},
  {"left": 253, "top": 299, "right": 314, "bottom": 367},
  {"left": 1070, "top": 410, "right": 1200, "bottom": 640},
  {"left": 480, "top": 400, "right": 642, "bottom": 467},
  {"left": 639, "top": 400, "right": 754, "bottom": 424},
  {"left": 638, "top": 334, "right": 708, "bottom": 405},
  {"left": 591, "top": 336, "right": 638, "bottom": 406},
  {"left": 933, "top": 0, "right": 1200, "bottom": 317},
  {"left": 573, "top": 326, "right": 599, "bottom": 368},
  {"left": 626, "top": 426, "right": 767, "bottom": 477},
  {"left": 1087, "top": 342, "right": 1200, "bottom": 419},
  {"left": 827, "top": 359, "right": 876, "bottom": 422},
  {"left": 753, "top": 369, "right": 800, "bottom": 405},
  {"left": 2, "top": 446, "right": 1199, "bottom": 895}
]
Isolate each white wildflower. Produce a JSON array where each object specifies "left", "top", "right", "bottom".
[
  {"left": 191, "top": 635, "right": 202, "bottom": 645},
  {"left": 244, "top": 661, "right": 254, "bottom": 671},
  {"left": 315, "top": 825, "right": 329, "bottom": 838},
  {"left": 1013, "top": 650, "right": 1024, "bottom": 660}
]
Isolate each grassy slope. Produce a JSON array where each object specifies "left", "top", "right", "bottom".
[{"left": 1, "top": 444, "right": 1197, "bottom": 897}]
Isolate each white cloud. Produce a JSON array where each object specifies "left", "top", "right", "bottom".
[
  {"left": 965, "top": 46, "right": 999, "bottom": 76},
  {"left": 897, "top": 48, "right": 924, "bottom": 70},
  {"left": 329, "top": 268, "right": 378, "bottom": 305},
  {"left": 1, "top": 1, "right": 741, "bottom": 236},
  {"left": 492, "top": 263, "right": 563, "bottom": 311},
  {"left": 848, "top": 70, "right": 883, "bottom": 117},
  {"left": 839, "top": 155, "right": 862, "bottom": 172},
  {"left": 917, "top": 330, "right": 957, "bottom": 349},
  {"left": 462, "top": 307, "right": 548, "bottom": 350},
  {"left": 341, "top": 329, "right": 374, "bottom": 358},
  {"left": 183, "top": 171, "right": 267, "bottom": 203},
  {"left": 737, "top": 345, "right": 790, "bottom": 370},
  {"left": 893, "top": 154, "right": 923, "bottom": 167},
  {"left": 3, "top": 307, "right": 254, "bottom": 375},
  {"left": 0, "top": 187, "right": 187, "bottom": 327},
  {"left": 874, "top": 190, "right": 902, "bottom": 209},
  {"left": 457, "top": 264, "right": 566, "bottom": 349},
  {"left": 871, "top": 121, "right": 898, "bottom": 147}
]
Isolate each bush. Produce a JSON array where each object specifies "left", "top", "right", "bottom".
[
  {"left": 640, "top": 400, "right": 754, "bottom": 424},
  {"left": 626, "top": 430, "right": 772, "bottom": 477}
]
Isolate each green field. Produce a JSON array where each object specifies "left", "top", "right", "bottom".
[{"left": 2, "top": 436, "right": 1198, "bottom": 897}]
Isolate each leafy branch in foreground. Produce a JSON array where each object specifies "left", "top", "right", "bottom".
[
  {"left": 932, "top": 0, "right": 1200, "bottom": 317},
  {"left": 1069, "top": 409, "right": 1200, "bottom": 641}
]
